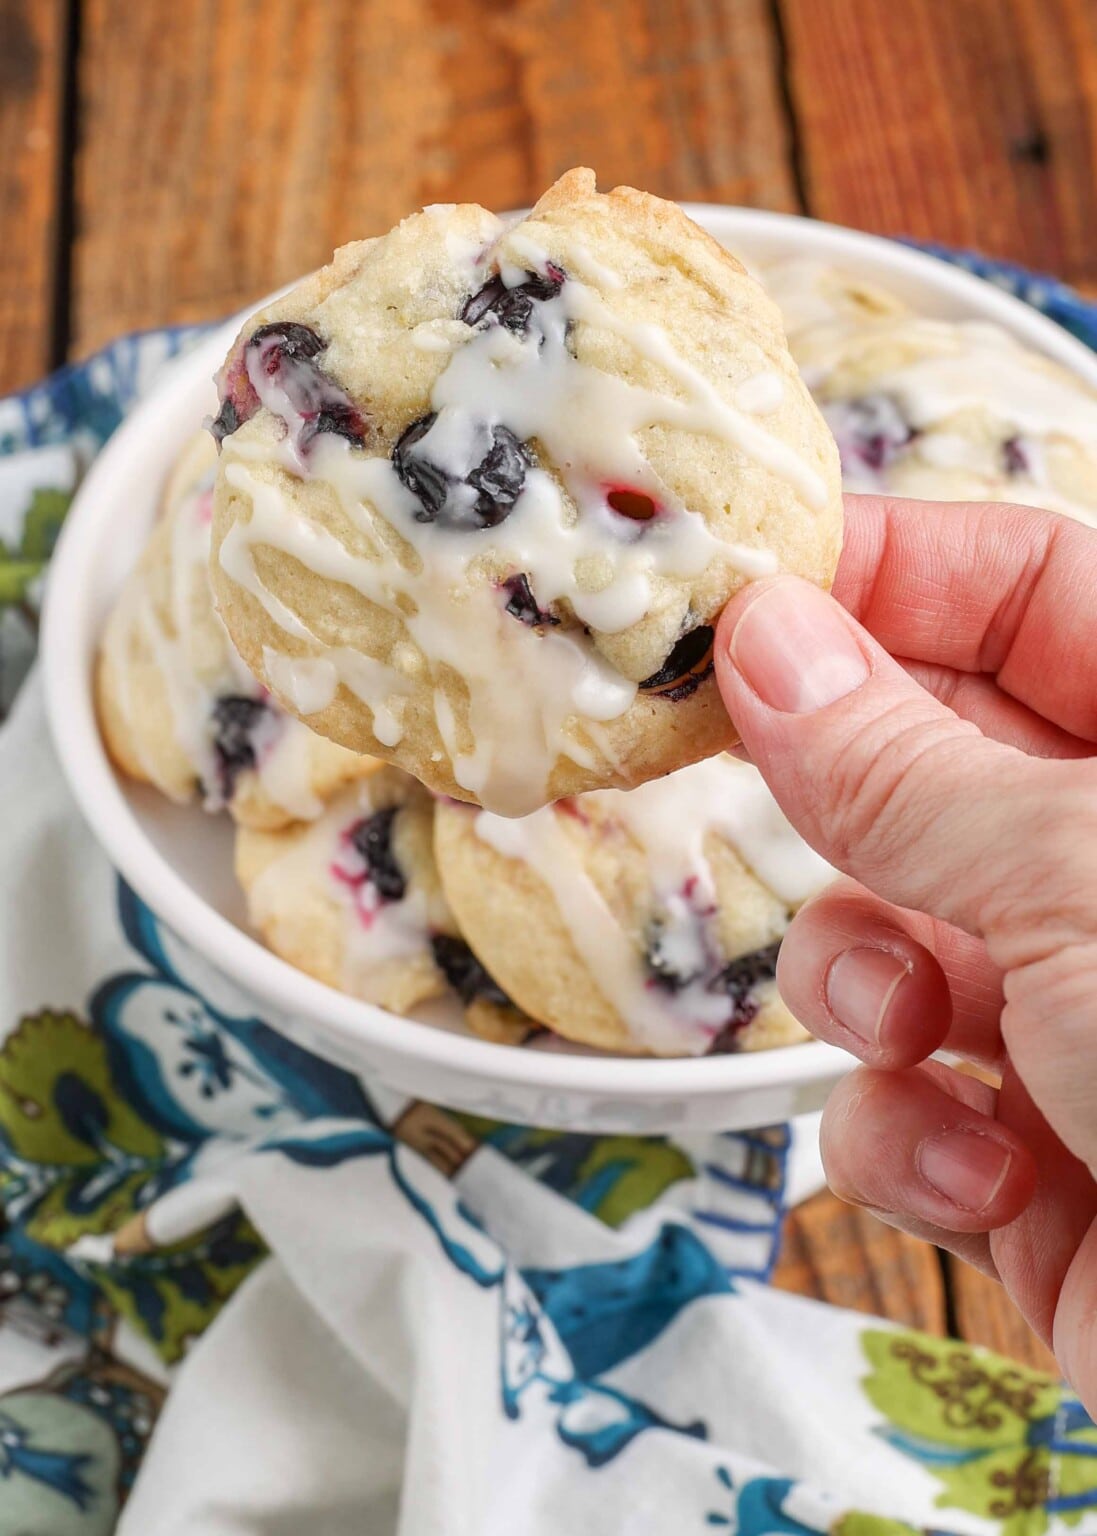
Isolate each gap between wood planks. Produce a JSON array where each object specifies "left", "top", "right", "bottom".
[
  {"left": 0, "top": 0, "right": 74, "bottom": 392},
  {"left": 48, "top": 0, "right": 81, "bottom": 372}
]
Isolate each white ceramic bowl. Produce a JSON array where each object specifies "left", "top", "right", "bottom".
[{"left": 42, "top": 209, "right": 1097, "bottom": 1134}]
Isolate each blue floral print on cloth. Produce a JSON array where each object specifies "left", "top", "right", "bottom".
[{"left": 0, "top": 255, "right": 1096, "bottom": 1535}]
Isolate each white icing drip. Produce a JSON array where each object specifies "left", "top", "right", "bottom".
[
  {"left": 262, "top": 647, "right": 338, "bottom": 715},
  {"left": 734, "top": 370, "right": 785, "bottom": 415},
  {"left": 333, "top": 652, "right": 409, "bottom": 745},
  {"left": 596, "top": 756, "right": 836, "bottom": 908},
  {"left": 342, "top": 886, "right": 433, "bottom": 994},
  {"left": 562, "top": 282, "right": 828, "bottom": 510},
  {"left": 248, "top": 708, "right": 323, "bottom": 820},
  {"left": 769, "top": 261, "right": 1097, "bottom": 527},
  {"left": 475, "top": 807, "right": 711, "bottom": 1055},
  {"left": 245, "top": 347, "right": 309, "bottom": 475},
  {"left": 106, "top": 446, "right": 345, "bottom": 820},
  {"left": 913, "top": 429, "right": 987, "bottom": 473},
  {"left": 724, "top": 543, "right": 780, "bottom": 578},
  {"left": 875, "top": 321, "right": 1097, "bottom": 446},
  {"left": 473, "top": 756, "right": 836, "bottom": 1052},
  {"left": 219, "top": 244, "right": 827, "bottom": 814},
  {"left": 534, "top": 237, "right": 623, "bottom": 290},
  {"left": 409, "top": 318, "right": 468, "bottom": 355}
]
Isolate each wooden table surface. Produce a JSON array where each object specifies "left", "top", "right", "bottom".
[{"left": 6, "top": 0, "right": 1095, "bottom": 1375}]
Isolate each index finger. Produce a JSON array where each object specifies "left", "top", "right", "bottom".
[{"left": 835, "top": 495, "right": 1097, "bottom": 742}]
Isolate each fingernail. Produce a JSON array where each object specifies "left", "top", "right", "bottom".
[
  {"left": 917, "top": 1131, "right": 1013, "bottom": 1213},
  {"left": 729, "top": 579, "right": 870, "bottom": 712},
  {"left": 825, "top": 947, "right": 912, "bottom": 1047}
]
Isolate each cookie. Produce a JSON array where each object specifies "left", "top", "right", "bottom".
[
  {"left": 766, "top": 257, "right": 1097, "bottom": 527},
  {"left": 97, "top": 431, "right": 374, "bottom": 829},
  {"left": 209, "top": 168, "right": 843, "bottom": 817},
  {"left": 235, "top": 768, "right": 535, "bottom": 1041},
  {"left": 433, "top": 755, "right": 836, "bottom": 1057}
]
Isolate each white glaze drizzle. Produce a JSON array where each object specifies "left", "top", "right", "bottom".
[
  {"left": 220, "top": 235, "right": 825, "bottom": 815},
  {"left": 764, "top": 258, "right": 1097, "bottom": 527},
  {"left": 248, "top": 708, "right": 324, "bottom": 820},
  {"left": 597, "top": 756, "right": 835, "bottom": 908},
  {"left": 473, "top": 756, "right": 835, "bottom": 1053},
  {"left": 876, "top": 321, "right": 1097, "bottom": 446},
  {"left": 106, "top": 444, "right": 347, "bottom": 818},
  {"left": 261, "top": 647, "right": 338, "bottom": 714}
]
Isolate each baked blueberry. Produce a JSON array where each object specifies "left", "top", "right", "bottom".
[
  {"left": 460, "top": 265, "right": 565, "bottom": 334},
  {"left": 431, "top": 934, "right": 512, "bottom": 1008},
  {"left": 639, "top": 625, "right": 715, "bottom": 701},
  {"left": 211, "top": 322, "right": 366, "bottom": 451},
  {"left": 392, "top": 414, "right": 532, "bottom": 528},
  {"left": 210, "top": 695, "right": 268, "bottom": 799},
  {"left": 502, "top": 573, "right": 559, "bottom": 629},
  {"left": 644, "top": 918, "right": 703, "bottom": 993},
  {"left": 707, "top": 940, "right": 782, "bottom": 1053},
  {"left": 829, "top": 394, "right": 915, "bottom": 474},
  {"left": 349, "top": 806, "right": 406, "bottom": 901},
  {"left": 1002, "top": 435, "right": 1030, "bottom": 476}
]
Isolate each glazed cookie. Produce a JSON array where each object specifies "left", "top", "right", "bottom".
[
  {"left": 209, "top": 169, "right": 843, "bottom": 816},
  {"left": 97, "top": 431, "right": 374, "bottom": 829},
  {"left": 235, "top": 768, "right": 535, "bottom": 1041},
  {"left": 766, "top": 258, "right": 1097, "bottom": 526},
  {"left": 433, "top": 756, "right": 836, "bottom": 1057}
]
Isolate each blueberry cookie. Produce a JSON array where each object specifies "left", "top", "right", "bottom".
[
  {"left": 766, "top": 258, "right": 1097, "bottom": 526},
  {"left": 97, "top": 431, "right": 374, "bottom": 829},
  {"left": 433, "top": 756, "right": 836, "bottom": 1056},
  {"left": 235, "top": 768, "right": 535, "bottom": 1041},
  {"left": 209, "top": 168, "right": 843, "bottom": 817}
]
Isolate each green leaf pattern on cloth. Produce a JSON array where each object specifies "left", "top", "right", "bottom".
[
  {"left": 0, "top": 1010, "right": 267, "bottom": 1361},
  {"left": 0, "top": 486, "right": 72, "bottom": 604},
  {"left": 862, "top": 1328, "right": 1097, "bottom": 1534},
  {"left": 87, "top": 1214, "right": 266, "bottom": 1365},
  {"left": 454, "top": 1118, "right": 696, "bottom": 1227}
]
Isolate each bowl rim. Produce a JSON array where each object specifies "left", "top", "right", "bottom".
[{"left": 41, "top": 205, "right": 1097, "bottom": 1105}]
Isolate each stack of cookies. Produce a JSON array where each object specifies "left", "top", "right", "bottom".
[{"left": 96, "top": 172, "right": 1097, "bottom": 1057}]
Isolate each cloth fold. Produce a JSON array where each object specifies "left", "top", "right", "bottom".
[{"left": 0, "top": 254, "right": 1095, "bottom": 1535}]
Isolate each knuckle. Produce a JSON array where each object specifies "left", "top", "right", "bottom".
[
  {"left": 1003, "top": 939, "right": 1097, "bottom": 1056},
  {"left": 984, "top": 772, "right": 1097, "bottom": 952},
  {"left": 811, "top": 696, "right": 981, "bottom": 876}
]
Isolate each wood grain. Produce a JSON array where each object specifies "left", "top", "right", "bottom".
[
  {"left": 0, "top": 0, "right": 69, "bottom": 391},
  {"left": 69, "top": 0, "right": 798, "bottom": 353},
  {"left": 949, "top": 1260, "right": 1059, "bottom": 1374},
  {"left": 774, "top": 1191, "right": 947, "bottom": 1333},
  {"left": 780, "top": 0, "right": 1097, "bottom": 288}
]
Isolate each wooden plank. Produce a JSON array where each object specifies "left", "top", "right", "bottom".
[
  {"left": 779, "top": 0, "right": 1097, "bottom": 290},
  {"left": 949, "top": 1259, "right": 1059, "bottom": 1374},
  {"left": 0, "top": 0, "right": 69, "bottom": 391},
  {"left": 774, "top": 1191, "right": 947, "bottom": 1333},
  {"left": 489, "top": 0, "right": 799, "bottom": 209},
  {"left": 70, "top": 0, "right": 798, "bottom": 353}
]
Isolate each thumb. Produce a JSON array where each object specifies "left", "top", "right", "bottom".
[{"left": 713, "top": 576, "right": 1096, "bottom": 949}]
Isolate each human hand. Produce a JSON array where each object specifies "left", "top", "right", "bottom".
[{"left": 714, "top": 494, "right": 1097, "bottom": 1410}]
